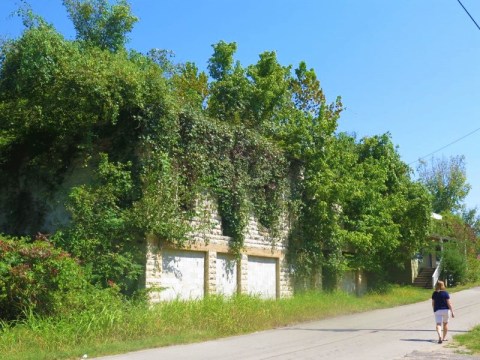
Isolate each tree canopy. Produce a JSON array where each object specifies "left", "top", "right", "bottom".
[
  {"left": 63, "top": 0, "right": 138, "bottom": 52},
  {"left": 417, "top": 155, "right": 471, "bottom": 214},
  {"left": 0, "top": 0, "right": 436, "bottom": 295}
]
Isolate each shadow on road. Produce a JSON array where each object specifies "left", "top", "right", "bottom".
[
  {"left": 282, "top": 328, "right": 468, "bottom": 334},
  {"left": 401, "top": 338, "right": 438, "bottom": 343}
]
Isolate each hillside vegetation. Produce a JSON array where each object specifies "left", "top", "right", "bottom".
[{"left": 0, "top": 0, "right": 478, "bottom": 328}]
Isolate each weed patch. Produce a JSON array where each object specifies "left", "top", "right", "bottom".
[{"left": 0, "top": 286, "right": 436, "bottom": 359}]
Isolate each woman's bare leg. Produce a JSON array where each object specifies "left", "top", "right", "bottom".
[
  {"left": 436, "top": 323, "right": 443, "bottom": 342},
  {"left": 443, "top": 322, "right": 448, "bottom": 340}
]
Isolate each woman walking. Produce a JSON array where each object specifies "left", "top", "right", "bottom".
[{"left": 432, "top": 280, "right": 455, "bottom": 344}]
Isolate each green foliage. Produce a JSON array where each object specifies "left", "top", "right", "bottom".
[
  {"left": 177, "top": 113, "right": 288, "bottom": 251},
  {"left": 245, "top": 51, "right": 291, "bottom": 129},
  {"left": 0, "top": 2, "right": 436, "bottom": 298},
  {"left": 290, "top": 133, "right": 432, "bottom": 284},
  {"left": 462, "top": 207, "right": 480, "bottom": 238},
  {"left": 207, "top": 42, "right": 251, "bottom": 125},
  {"left": 433, "top": 213, "right": 479, "bottom": 285},
  {"left": 441, "top": 242, "right": 467, "bottom": 286},
  {"left": 0, "top": 19, "right": 169, "bottom": 233},
  {"left": 291, "top": 61, "right": 325, "bottom": 117},
  {"left": 207, "top": 41, "right": 238, "bottom": 81},
  {"left": 171, "top": 61, "right": 208, "bottom": 111},
  {"left": 14, "top": 1, "right": 49, "bottom": 30},
  {"left": 0, "top": 234, "right": 87, "bottom": 320},
  {"left": 417, "top": 155, "right": 471, "bottom": 214},
  {"left": 130, "top": 150, "right": 193, "bottom": 244},
  {"left": 63, "top": 0, "right": 138, "bottom": 52},
  {"left": 207, "top": 41, "right": 293, "bottom": 131},
  {"left": 431, "top": 212, "right": 475, "bottom": 240},
  {"left": 52, "top": 154, "right": 143, "bottom": 293}
]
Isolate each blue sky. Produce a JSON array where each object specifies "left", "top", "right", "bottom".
[{"left": 1, "top": 0, "right": 479, "bottom": 211}]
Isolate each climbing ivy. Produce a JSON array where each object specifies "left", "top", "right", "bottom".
[
  {"left": 0, "top": 1, "right": 435, "bottom": 295},
  {"left": 177, "top": 112, "right": 288, "bottom": 252}
]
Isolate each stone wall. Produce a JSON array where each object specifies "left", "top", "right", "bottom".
[{"left": 145, "top": 196, "right": 293, "bottom": 302}]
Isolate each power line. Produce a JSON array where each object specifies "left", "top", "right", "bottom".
[
  {"left": 409, "top": 126, "right": 480, "bottom": 165},
  {"left": 409, "top": 2, "right": 480, "bottom": 165},
  {"left": 456, "top": 0, "right": 480, "bottom": 31}
]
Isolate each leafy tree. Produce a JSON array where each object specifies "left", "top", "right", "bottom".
[
  {"left": 207, "top": 41, "right": 237, "bottom": 81},
  {"left": 347, "top": 135, "right": 432, "bottom": 276},
  {"left": 417, "top": 155, "right": 471, "bottom": 213},
  {"left": 207, "top": 42, "right": 292, "bottom": 131},
  {"left": 274, "top": 63, "right": 342, "bottom": 163},
  {"left": 462, "top": 207, "right": 480, "bottom": 238},
  {"left": 417, "top": 154, "right": 478, "bottom": 287},
  {"left": 0, "top": 19, "right": 170, "bottom": 234},
  {"left": 63, "top": 0, "right": 138, "bottom": 52},
  {"left": 171, "top": 61, "right": 208, "bottom": 111},
  {"left": 245, "top": 51, "right": 291, "bottom": 129},
  {"left": 204, "top": 40, "right": 430, "bottom": 287},
  {"left": 291, "top": 133, "right": 432, "bottom": 287},
  {"left": 0, "top": 0, "right": 436, "bottom": 297},
  {"left": 291, "top": 61, "right": 325, "bottom": 117},
  {"left": 207, "top": 41, "right": 252, "bottom": 125},
  {"left": 433, "top": 213, "right": 480, "bottom": 285},
  {"left": 205, "top": 42, "right": 345, "bottom": 260}
]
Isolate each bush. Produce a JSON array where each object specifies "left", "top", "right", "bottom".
[
  {"left": 465, "top": 251, "right": 480, "bottom": 284},
  {"left": 52, "top": 154, "right": 144, "bottom": 294},
  {"left": 441, "top": 242, "right": 467, "bottom": 286},
  {"left": 0, "top": 234, "right": 87, "bottom": 321}
]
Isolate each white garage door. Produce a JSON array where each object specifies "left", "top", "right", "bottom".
[
  {"left": 247, "top": 256, "right": 277, "bottom": 299},
  {"left": 216, "top": 253, "right": 237, "bottom": 296},
  {"left": 161, "top": 250, "right": 205, "bottom": 301}
]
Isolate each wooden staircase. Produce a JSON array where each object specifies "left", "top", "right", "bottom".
[{"left": 413, "top": 268, "right": 435, "bottom": 288}]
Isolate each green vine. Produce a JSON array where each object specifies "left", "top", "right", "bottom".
[
  {"left": 0, "top": 5, "right": 438, "bottom": 297},
  {"left": 177, "top": 112, "right": 288, "bottom": 253}
]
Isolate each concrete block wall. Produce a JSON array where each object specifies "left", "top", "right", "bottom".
[
  {"left": 146, "top": 195, "right": 293, "bottom": 302},
  {"left": 339, "top": 270, "right": 367, "bottom": 296},
  {"left": 279, "top": 256, "right": 293, "bottom": 298},
  {"left": 145, "top": 237, "right": 162, "bottom": 303},
  {"left": 205, "top": 250, "right": 217, "bottom": 295},
  {"left": 238, "top": 253, "right": 249, "bottom": 295}
]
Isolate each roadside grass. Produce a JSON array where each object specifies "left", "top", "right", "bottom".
[
  {"left": 0, "top": 285, "right": 450, "bottom": 360},
  {"left": 454, "top": 325, "right": 480, "bottom": 354},
  {"left": 449, "top": 282, "right": 480, "bottom": 355}
]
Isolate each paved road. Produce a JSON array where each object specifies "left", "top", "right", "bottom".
[{"left": 96, "top": 287, "right": 480, "bottom": 360}]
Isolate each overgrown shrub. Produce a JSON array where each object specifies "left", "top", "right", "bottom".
[
  {"left": 435, "top": 213, "right": 479, "bottom": 287},
  {"left": 465, "top": 254, "right": 480, "bottom": 284},
  {"left": 52, "top": 154, "right": 144, "bottom": 295},
  {"left": 441, "top": 242, "right": 467, "bottom": 286},
  {"left": 0, "top": 1, "right": 437, "bottom": 299},
  {"left": 0, "top": 234, "right": 88, "bottom": 321}
]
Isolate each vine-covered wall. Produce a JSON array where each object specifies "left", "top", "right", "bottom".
[
  {"left": 0, "top": 9, "right": 434, "bottom": 296},
  {"left": 145, "top": 195, "right": 292, "bottom": 301}
]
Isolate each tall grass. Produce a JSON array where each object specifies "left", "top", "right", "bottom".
[{"left": 0, "top": 286, "right": 433, "bottom": 360}]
